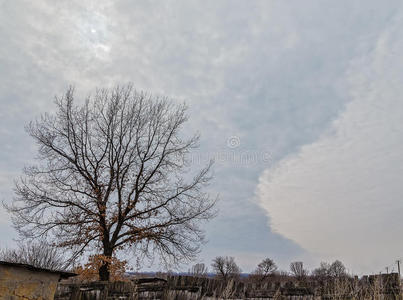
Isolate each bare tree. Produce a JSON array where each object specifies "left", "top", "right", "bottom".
[
  {"left": 329, "top": 260, "right": 347, "bottom": 278},
  {"left": 313, "top": 260, "right": 347, "bottom": 279},
  {"left": 312, "top": 262, "right": 331, "bottom": 279},
  {"left": 211, "top": 256, "right": 241, "bottom": 282},
  {"left": 254, "top": 258, "right": 277, "bottom": 281},
  {"left": 290, "top": 261, "right": 308, "bottom": 279},
  {"left": 189, "top": 263, "right": 208, "bottom": 277},
  {"left": 0, "top": 240, "right": 65, "bottom": 270},
  {"left": 5, "top": 85, "right": 217, "bottom": 281}
]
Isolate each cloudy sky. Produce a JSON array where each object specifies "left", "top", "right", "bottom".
[{"left": 1, "top": 0, "right": 403, "bottom": 275}]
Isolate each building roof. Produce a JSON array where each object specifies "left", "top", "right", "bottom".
[{"left": 0, "top": 260, "right": 76, "bottom": 279}]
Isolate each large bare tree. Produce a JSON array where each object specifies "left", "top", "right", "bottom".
[{"left": 6, "top": 85, "right": 216, "bottom": 281}]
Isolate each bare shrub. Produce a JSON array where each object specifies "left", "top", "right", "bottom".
[
  {"left": 290, "top": 261, "right": 308, "bottom": 280},
  {"left": 73, "top": 254, "right": 128, "bottom": 282},
  {"left": 220, "top": 278, "right": 237, "bottom": 299},
  {"left": 189, "top": 263, "right": 208, "bottom": 277},
  {"left": 0, "top": 240, "right": 66, "bottom": 270}
]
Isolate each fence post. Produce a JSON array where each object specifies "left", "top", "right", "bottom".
[{"left": 70, "top": 285, "right": 80, "bottom": 300}]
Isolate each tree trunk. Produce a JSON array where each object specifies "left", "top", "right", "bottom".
[
  {"left": 99, "top": 261, "right": 110, "bottom": 281},
  {"left": 99, "top": 245, "right": 112, "bottom": 281}
]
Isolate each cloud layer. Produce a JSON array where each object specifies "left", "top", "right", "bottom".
[
  {"left": 1, "top": 0, "right": 403, "bottom": 272},
  {"left": 257, "top": 9, "right": 403, "bottom": 274}
]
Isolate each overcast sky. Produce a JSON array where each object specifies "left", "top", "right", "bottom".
[{"left": 1, "top": 0, "right": 403, "bottom": 275}]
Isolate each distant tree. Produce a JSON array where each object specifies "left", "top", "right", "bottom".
[
  {"left": 5, "top": 85, "right": 217, "bottom": 281},
  {"left": 329, "top": 260, "right": 347, "bottom": 277},
  {"left": 0, "top": 240, "right": 65, "bottom": 270},
  {"left": 211, "top": 256, "right": 241, "bottom": 281},
  {"left": 254, "top": 258, "right": 277, "bottom": 280},
  {"left": 290, "top": 261, "right": 308, "bottom": 279},
  {"left": 312, "top": 262, "right": 331, "bottom": 278},
  {"left": 312, "top": 260, "right": 347, "bottom": 279},
  {"left": 189, "top": 263, "right": 208, "bottom": 277}
]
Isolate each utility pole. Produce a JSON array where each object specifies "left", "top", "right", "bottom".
[{"left": 397, "top": 260, "right": 401, "bottom": 277}]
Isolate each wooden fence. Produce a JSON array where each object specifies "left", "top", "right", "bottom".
[{"left": 55, "top": 273, "right": 402, "bottom": 300}]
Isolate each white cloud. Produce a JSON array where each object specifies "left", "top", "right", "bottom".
[{"left": 257, "top": 10, "right": 403, "bottom": 274}]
